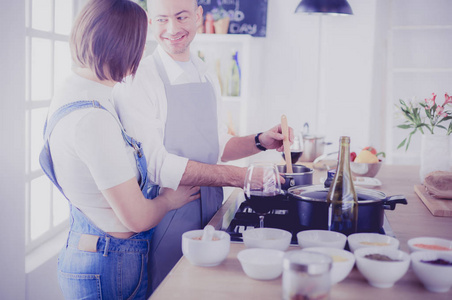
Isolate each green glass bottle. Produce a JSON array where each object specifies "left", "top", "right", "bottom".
[
  {"left": 228, "top": 51, "right": 241, "bottom": 97},
  {"left": 326, "top": 136, "right": 358, "bottom": 236}
]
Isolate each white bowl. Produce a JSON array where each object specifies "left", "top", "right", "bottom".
[
  {"left": 347, "top": 233, "right": 399, "bottom": 253},
  {"left": 182, "top": 229, "right": 230, "bottom": 267},
  {"left": 237, "top": 248, "right": 285, "bottom": 280},
  {"left": 242, "top": 228, "right": 292, "bottom": 251},
  {"left": 354, "top": 247, "right": 410, "bottom": 288},
  {"left": 350, "top": 162, "right": 382, "bottom": 178},
  {"left": 302, "top": 247, "right": 355, "bottom": 284},
  {"left": 407, "top": 237, "right": 452, "bottom": 253},
  {"left": 297, "top": 230, "right": 347, "bottom": 249},
  {"left": 411, "top": 251, "right": 452, "bottom": 293}
]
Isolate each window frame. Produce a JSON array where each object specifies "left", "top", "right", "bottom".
[{"left": 24, "top": 0, "right": 82, "bottom": 254}]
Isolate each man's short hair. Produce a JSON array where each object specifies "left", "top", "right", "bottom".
[
  {"left": 146, "top": 0, "right": 199, "bottom": 15},
  {"left": 70, "top": 0, "right": 148, "bottom": 82}
]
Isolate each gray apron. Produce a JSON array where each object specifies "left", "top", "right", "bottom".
[{"left": 148, "top": 51, "right": 224, "bottom": 293}]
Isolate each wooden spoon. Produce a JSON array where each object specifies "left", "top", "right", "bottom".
[{"left": 281, "top": 115, "right": 293, "bottom": 173}]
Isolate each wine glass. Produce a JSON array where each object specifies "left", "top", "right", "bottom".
[
  {"left": 282, "top": 131, "right": 303, "bottom": 164},
  {"left": 243, "top": 163, "right": 282, "bottom": 228}
]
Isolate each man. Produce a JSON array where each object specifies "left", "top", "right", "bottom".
[{"left": 113, "top": 0, "right": 293, "bottom": 293}]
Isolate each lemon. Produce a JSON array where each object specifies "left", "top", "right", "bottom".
[{"left": 355, "top": 150, "right": 379, "bottom": 163}]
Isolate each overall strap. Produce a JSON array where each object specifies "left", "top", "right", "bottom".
[
  {"left": 40, "top": 100, "right": 145, "bottom": 200},
  {"left": 43, "top": 100, "right": 140, "bottom": 152}
]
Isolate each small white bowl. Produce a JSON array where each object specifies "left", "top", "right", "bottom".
[
  {"left": 411, "top": 251, "right": 452, "bottom": 293},
  {"left": 242, "top": 228, "right": 292, "bottom": 251},
  {"left": 354, "top": 247, "right": 410, "bottom": 288},
  {"left": 347, "top": 233, "right": 399, "bottom": 253},
  {"left": 237, "top": 248, "right": 285, "bottom": 280},
  {"left": 182, "top": 229, "right": 230, "bottom": 267},
  {"left": 407, "top": 237, "right": 452, "bottom": 253},
  {"left": 302, "top": 247, "right": 355, "bottom": 284},
  {"left": 297, "top": 230, "right": 347, "bottom": 249}
]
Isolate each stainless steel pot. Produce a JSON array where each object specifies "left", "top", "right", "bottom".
[
  {"left": 299, "top": 123, "right": 331, "bottom": 162},
  {"left": 277, "top": 164, "right": 313, "bottom": 190},
  {"left": 287, "top": 185, "right": 407, "bottom": 232}
]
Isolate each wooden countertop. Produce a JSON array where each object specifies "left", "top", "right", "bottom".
[{"left": 150, "top": 165, "right": 452, "bottom": 300}]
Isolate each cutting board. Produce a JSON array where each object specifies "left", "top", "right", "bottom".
[{"left": 414, "top": 184, "right": 452, "bottom": 217}]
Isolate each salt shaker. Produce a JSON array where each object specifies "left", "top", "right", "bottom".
[{"left": 282, "top": 250, "right": 333, "bottom": 300}]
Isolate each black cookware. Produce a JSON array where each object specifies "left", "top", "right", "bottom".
[{"left": 287, "top": 186, "right": 407, "bottom": 233}]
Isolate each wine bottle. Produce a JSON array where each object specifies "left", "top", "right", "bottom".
[
  {"left": 326, "top": 136, "right": 358, "bottom": 236},
  {"left": 227, "top": 51, "right": 241, "bottom": 97}
]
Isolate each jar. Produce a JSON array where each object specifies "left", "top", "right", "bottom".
[
  {"left": 282, "top": 250, "right": 332, "bottom": 300},
  {"left": 324, "top": 169, "right": 336, "bottom": 188}
]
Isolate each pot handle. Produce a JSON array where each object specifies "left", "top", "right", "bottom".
[{"left": 382, "top": 195, "right": 408, "bottom": 210}]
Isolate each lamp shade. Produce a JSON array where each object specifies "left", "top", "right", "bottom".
[{"left": 295, "top": 0, "right": 353, "bottom": 15}]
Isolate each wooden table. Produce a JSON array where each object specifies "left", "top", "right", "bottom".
[{"left": 150, "top": 165, "right": 452, "bottom": 300}]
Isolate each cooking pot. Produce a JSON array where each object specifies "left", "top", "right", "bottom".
[
  {"left": 277, "top": 164, "right": 313, "bottom": 190},
  {"left": 287, "top": 185, "right": 407, "bottom": 233},
  {"left": 299, "top": 123, "right": 331, "bottom": 162}
]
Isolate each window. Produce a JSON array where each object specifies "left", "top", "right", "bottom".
[{"left": 25, "top": 0, "right": 80, "bottom": 253}]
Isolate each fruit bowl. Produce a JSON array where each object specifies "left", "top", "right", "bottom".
[{"left": 350, "top": 161, "right": 382, "bottom": 178}]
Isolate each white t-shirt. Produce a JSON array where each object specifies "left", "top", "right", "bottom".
[
  {"left": 112, "top": 46, "right": 232, "bottom": 190},
  {"left": 48, "top": 73, "right": 138, "bottom": 233}
]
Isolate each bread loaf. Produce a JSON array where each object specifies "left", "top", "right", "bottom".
[{"left": 424, "top": 171, "right": 452, "bottom": 200}]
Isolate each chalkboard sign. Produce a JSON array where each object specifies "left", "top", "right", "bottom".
[{"left": 198, "top": 0, "right": 268, "bottom": 37}]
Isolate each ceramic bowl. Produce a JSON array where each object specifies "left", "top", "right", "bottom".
[
  {"left": 347, "top": 233, "right": 399, "bottom": 253},
  {"left": 242, "top": 228, "right": 292, "bottom": 251},
  {"left": 410, "top": 251, "right": 452, "bottom": 293},
  {"left": 407, "top": 237, "right": 452, "bottom": 253},
  {"left": 354, "top": 247, "right": 410, "bottom": 288},
  {"left": 302, "top": 247, "right": 355, "bottom": 284},
  {"left": 182, "top": 229, "right": 230, "bottom": 267},
  {"left": 297, "top": 230, "right": 347, "bottom": 249},
  {"left": 237, "top": 248, "right": 285, "bottom": 280},
  {"left": 350, "top": 162, "right": 382, "bottom": 178}
]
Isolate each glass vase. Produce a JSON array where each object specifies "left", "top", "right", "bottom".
[{"left": 419, "top": 134, "right": 451, "bottom": 182}]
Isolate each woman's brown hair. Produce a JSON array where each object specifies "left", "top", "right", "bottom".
[{"left": 70, "top": 0, "right": 148, "bottom": 82}]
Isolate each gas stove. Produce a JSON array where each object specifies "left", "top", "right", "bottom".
[{"left": 221, "top": 193, "right": 394, "bottom": 244}]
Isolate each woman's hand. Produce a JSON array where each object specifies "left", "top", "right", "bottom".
[{"left": 160, "top": 185, "right": 201, "bottom": 211}]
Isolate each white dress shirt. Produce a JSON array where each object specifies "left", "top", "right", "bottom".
[{"left": 113, "top": 46, "right": 232, "bottom": 190}]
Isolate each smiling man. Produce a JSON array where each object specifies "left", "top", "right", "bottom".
[{"left": 113, "top": 0, "right": 291, "bottom": 294}]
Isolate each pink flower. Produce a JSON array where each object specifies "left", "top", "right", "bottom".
[
  {"left": 436, "top": 105, "right": 448, "bottom": 118},
  {"left": 425, "top": 93, "right": 436, "bottom": 109},
  {"left": 444, "top": 93, "right": 452, "bottom": 106}
]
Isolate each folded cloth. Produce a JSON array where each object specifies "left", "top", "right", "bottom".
[{"left": 424, "top": 171, "right": 452, "bottom": 200}]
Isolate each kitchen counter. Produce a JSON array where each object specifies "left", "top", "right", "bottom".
[{"left": 150, "top": 165, "right": 452, "bottom": 300}]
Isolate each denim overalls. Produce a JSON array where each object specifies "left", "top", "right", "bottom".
[{"left": 40, "top": 100, "right": 158, "bottom": 299}]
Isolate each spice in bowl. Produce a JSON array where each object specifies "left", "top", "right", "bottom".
[
  {"left": 414, "top": 243, "right": 452, "bottom": 251},
  {"left": 421, "top": 258, "right": 452, "bottom": 266},
  {"left": 364, "top": 253, "right": 402, "bottom": 262},
  {"left": 360, "top": 241, "right": 390, "bottom": 247}
]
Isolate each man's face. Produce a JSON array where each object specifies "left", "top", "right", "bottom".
[{"left": 148, "top": 0, "right": 202, "bottom": 61}]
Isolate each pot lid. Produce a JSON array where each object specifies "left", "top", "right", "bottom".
[{"left": 288, "top": 185, "right": 387, "bottom": 203}]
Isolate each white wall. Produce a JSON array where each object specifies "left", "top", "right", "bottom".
[
  {"left": 0, "top": 1, "right": 26, "bottom": 299},
  {"left": 251, "top": 0, "right": 380, "bottom": 157}
]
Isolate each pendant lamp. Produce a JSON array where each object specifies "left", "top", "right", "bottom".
[{"left": 295, "top": 0, "right": 353, "bottom": 15}]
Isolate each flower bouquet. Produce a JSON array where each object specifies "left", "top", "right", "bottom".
[{"left": 396, "top": 93, "right": 452, "bottom": 151}]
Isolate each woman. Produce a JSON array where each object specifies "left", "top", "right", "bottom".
[{"left": 39, "top": 0, "right": 199, "bottom": 299}]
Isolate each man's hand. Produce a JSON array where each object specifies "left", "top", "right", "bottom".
[{"left": 259, "top": 124, "right": 294, "bottom": 152}]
